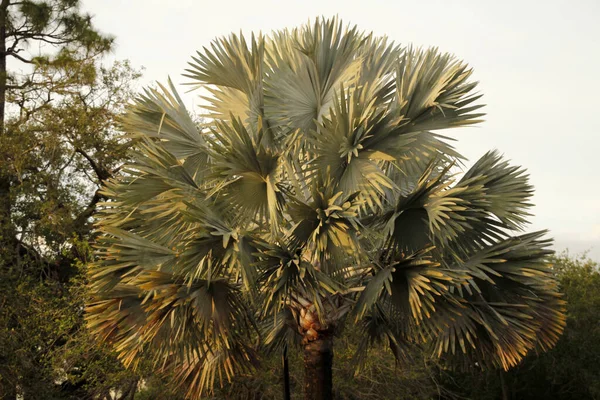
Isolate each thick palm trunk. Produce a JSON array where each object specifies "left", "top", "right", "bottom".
[{"left": 303, "top": 334, "right": 333, "bottom": 400}]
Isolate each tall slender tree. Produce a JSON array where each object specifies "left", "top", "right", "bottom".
[
  {"left": 0, "top": 0, "right": 112, "bottom": 263},
  {"left": 88, "top": 17, "right": 566, "bottom": 399}
]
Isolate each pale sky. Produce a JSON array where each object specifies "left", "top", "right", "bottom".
[{"left": 83, "top": 0, "right": 600, "bottom": 259}]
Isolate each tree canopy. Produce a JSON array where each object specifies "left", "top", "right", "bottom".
[
  {"left": 88, "top": 17, "right": 566, "bottom": 399},
  {"left": 0, "top": 1, "right": 160, "bottom": 398}
]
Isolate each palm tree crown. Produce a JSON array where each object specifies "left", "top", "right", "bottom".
[{"left": 87, "top": 17, "right": 565, "bottom": 398}]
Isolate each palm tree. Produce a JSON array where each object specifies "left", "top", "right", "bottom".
[{"left": 87, "top": 17, "right": 566, "bottom": 400}]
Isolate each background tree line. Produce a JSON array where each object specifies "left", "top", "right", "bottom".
[
  {"left": 0, "top": 0, "right": 168, "bottom": 398},
  {"left": 0, "top": 2, "right": 597, "bottom": 399}
]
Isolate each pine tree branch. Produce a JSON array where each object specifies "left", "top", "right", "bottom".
[
  {"left": 5, "top": 50, "right": 33, "bottom": 64},
  {"left": 7, "top": 30, "right": 75, "bottom": 46}
]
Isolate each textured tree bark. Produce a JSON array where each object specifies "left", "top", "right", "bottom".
[{"left": 303, "top": 334, "right": 333, "bottom": 400}]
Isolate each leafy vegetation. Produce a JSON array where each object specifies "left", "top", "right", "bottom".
[
  {"left": 0, "top": 6, "right": 594, "bottom": 399},
  {"left": 0, "top": 54, "right": 153, "bottom": 397},
  {"left": 0, "top": 1, "right": 167, "bottom": 398},
  {"left": 0, "top": 0, "right": 113, "bottom": 258},
  {"left": 87, "top": 17, "right": 565, "bottom": 399}
]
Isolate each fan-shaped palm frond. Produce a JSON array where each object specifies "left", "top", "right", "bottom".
[{"left": 87, "top": 16, "right": 564, "bottom": 399}]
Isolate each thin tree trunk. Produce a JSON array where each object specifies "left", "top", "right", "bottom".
[
  {"left": 500, "top": 370, "right": 509, "bottom": 400},
  {"left": 127, "top": 378, "right": 138, "bottom": 400},
  {"left": 303, "top": 335, "right": 333, "bottom": 400},
  {"left": 0, "top": 0, "right": 14, "bottom": 261},
  {"left": 283, "top": 345, "right": 291, "bottom": 400},
  {"left": 0, "top": 0, "right": 7, "bottom": 133}
]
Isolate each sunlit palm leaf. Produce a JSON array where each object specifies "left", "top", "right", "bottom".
[
  {"left": 416, "top": 232, "right": 565, "bottom": 370},
  {"left": 87, "top": 16, "right": 564, "bottom": 398}
]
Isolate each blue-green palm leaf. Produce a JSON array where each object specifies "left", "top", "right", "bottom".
[{"left": 87, "top": 16, "right": 564, "bottom": 397}]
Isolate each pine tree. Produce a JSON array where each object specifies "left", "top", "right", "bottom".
[{"left": 0, "top": 0, "right": 112, "bottom": 263}]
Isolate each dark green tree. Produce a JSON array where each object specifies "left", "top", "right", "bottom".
[
  {"left": 88, "top": 17, "right": 566, "bottom": 399},
  {"left": 0, "top": 58, "right": 147, "bottom": 399},
  {"left": 0, "top": 240, "right": 140, "bottom": 399},
  {"left": 0, "top": 0, "right": 112, "bottom": 262},
  {"left": 0, "top": 3, "right": 190, "bottom": 398}
]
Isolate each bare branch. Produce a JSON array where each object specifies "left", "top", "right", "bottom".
[
  {"left": 6, "top": 79, "right": 32, "bottom": 89},
  {"left": 72, "top": 188, "right": 105, "bottom": 236},
  {"left": 5, "top": 50, "right": 33, "bottom": 64},
  {"left": 75, "top": 147, "right": 110, "bottom": 181}
]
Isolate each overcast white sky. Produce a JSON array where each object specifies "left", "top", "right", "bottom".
[{"left": 83, "top": 0, "right": 600, "bottom": 259}]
